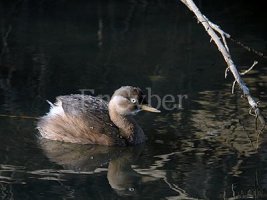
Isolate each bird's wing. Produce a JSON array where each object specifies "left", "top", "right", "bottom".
[
  {"left": 56, "top": 94, "right": 118, "bottom": 128},
  {"left": 56, "top": 94, "right": 111, "bottom": 123}
]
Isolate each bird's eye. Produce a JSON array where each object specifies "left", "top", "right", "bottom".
[{"left": 130, "top": 98, "right": 137, "bottom": 104}]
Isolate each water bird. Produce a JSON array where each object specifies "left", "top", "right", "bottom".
[{"left": 37, "top": 86, "right": 160, "bottom": 146}]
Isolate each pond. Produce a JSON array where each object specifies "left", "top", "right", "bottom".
[{"left": 0, "top": 0, "right": 267, "bottom": 199}]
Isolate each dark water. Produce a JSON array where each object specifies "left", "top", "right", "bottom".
[{"left": 0, "top": 0, "right": 267, "bottom": 199}]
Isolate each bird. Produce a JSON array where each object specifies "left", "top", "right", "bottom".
[{"left": 37, "top": 86, "right": 160, "bottom": 146}]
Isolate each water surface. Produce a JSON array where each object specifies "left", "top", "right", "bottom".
[{"left": 0, "top": 1, "right": 267, "bottom": 199}]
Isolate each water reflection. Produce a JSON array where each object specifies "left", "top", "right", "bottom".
[
  {"left": 39, "top": 139, "right": 146, "bottom": 196},
  {"left": 0, "top": 0, "right": 267, "bottom": 199},
  {"left": 38, "top": 139, "right": 209, "bottom": 199},
  {"left": 0, "top": 129, "right": 266, "bottom": 199}
]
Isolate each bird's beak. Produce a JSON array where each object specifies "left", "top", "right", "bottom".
[{"left": 140, "top": 104, "right": 161, "bottom": 113}]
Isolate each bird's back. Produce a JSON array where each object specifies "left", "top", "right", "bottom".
[{"left": 37, "top": 95, "right": 126, "bottom": 146}]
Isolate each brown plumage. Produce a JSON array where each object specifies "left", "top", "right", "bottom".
[{"left": 37, "top": 86, "right": 160, "bottom": 146}]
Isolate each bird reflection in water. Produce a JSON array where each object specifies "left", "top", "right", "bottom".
[{"left": 39, "top": 139, "right": 157, "bottom": 196}]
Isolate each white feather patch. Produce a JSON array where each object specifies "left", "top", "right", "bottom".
[{"left": 46, "top": 100, "right": 65, "bottom": 117}]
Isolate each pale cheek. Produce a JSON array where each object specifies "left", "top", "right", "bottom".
[
  {"left": 110, "top": 96, "right": 139, "bottom": 115},
  {"left": 116, "top": 105, "right": 136, "bottom": 115}
]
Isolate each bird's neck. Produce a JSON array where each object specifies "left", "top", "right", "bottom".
[{"left": 108, "top": 106, "right": 145, "bottom": 145}]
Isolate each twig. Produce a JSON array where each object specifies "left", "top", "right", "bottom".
[
  {"left": 240, "top": 61, "right": 258, "bottom": 75},
  {"left": 231, "top": 80, "right": 237, "bottom": 94},
  {"left": 180, "top": 0, "right": 265, "bottom": 127},
  {"left": 229, "top": 37, "right": 267, "bottom": 59},
  {"left": 203, "top": 15, "right": 230, "bottom": 52}
]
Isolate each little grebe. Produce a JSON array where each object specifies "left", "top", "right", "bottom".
[{"left": 37, "top": 86, "right": 160, "bottom": 146}]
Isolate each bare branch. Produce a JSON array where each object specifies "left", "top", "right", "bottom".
[{"left": 180, "top": 0, "right": 265, "bottom": 127}]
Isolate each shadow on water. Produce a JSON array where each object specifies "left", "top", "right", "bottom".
[{"left": 0, "top": 0, "right": 267, "bottom": 199}]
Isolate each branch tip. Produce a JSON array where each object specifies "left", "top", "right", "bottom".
[
  {"left": 231, "top": 80, "right": 237, "bottom": 94},
  {"left": 241, "top": 60, "right": 258, "bottom": 76}
]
